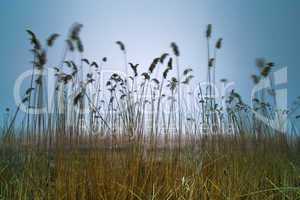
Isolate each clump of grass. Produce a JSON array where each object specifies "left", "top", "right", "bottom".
[
  {"left": 1, "top": 134, "right": 300, "bottom": 199},
  {"left": 0, "top": 23, "right": 300, "bottom": 199}
]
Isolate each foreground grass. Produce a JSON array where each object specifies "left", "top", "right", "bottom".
[{"left": 0, "top": 135, "right": 300, "bottom": 200}]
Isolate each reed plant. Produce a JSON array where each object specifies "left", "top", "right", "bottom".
[{"left": 0, "top": 24, "right": 299, "bottom": 199}]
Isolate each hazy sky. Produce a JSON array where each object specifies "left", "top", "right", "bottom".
[{"left": 0, "top": 0, "right": 299, "bottom": 115}]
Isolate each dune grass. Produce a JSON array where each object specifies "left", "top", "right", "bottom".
[
  {"left": 1, "top": 134, "right": 300, "bottom": 199},
  {"left": 0, "top": 23, "right": 300, "bottom": 199}
]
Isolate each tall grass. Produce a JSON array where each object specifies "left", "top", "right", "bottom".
[{"left": 0, "top": 23, "right": 300, "bottom": 199}]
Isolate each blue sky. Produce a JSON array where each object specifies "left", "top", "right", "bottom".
[{"left": 0, "top": 0, "right": 299, "bottom": 115}]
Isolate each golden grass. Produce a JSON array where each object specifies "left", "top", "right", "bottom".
[{"left": 1, "top": 134, "right": 300, "bottom": 200}]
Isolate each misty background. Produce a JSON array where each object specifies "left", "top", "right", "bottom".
[{"left": 0, "top": 0, "right": 299, "bottom": 120}]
